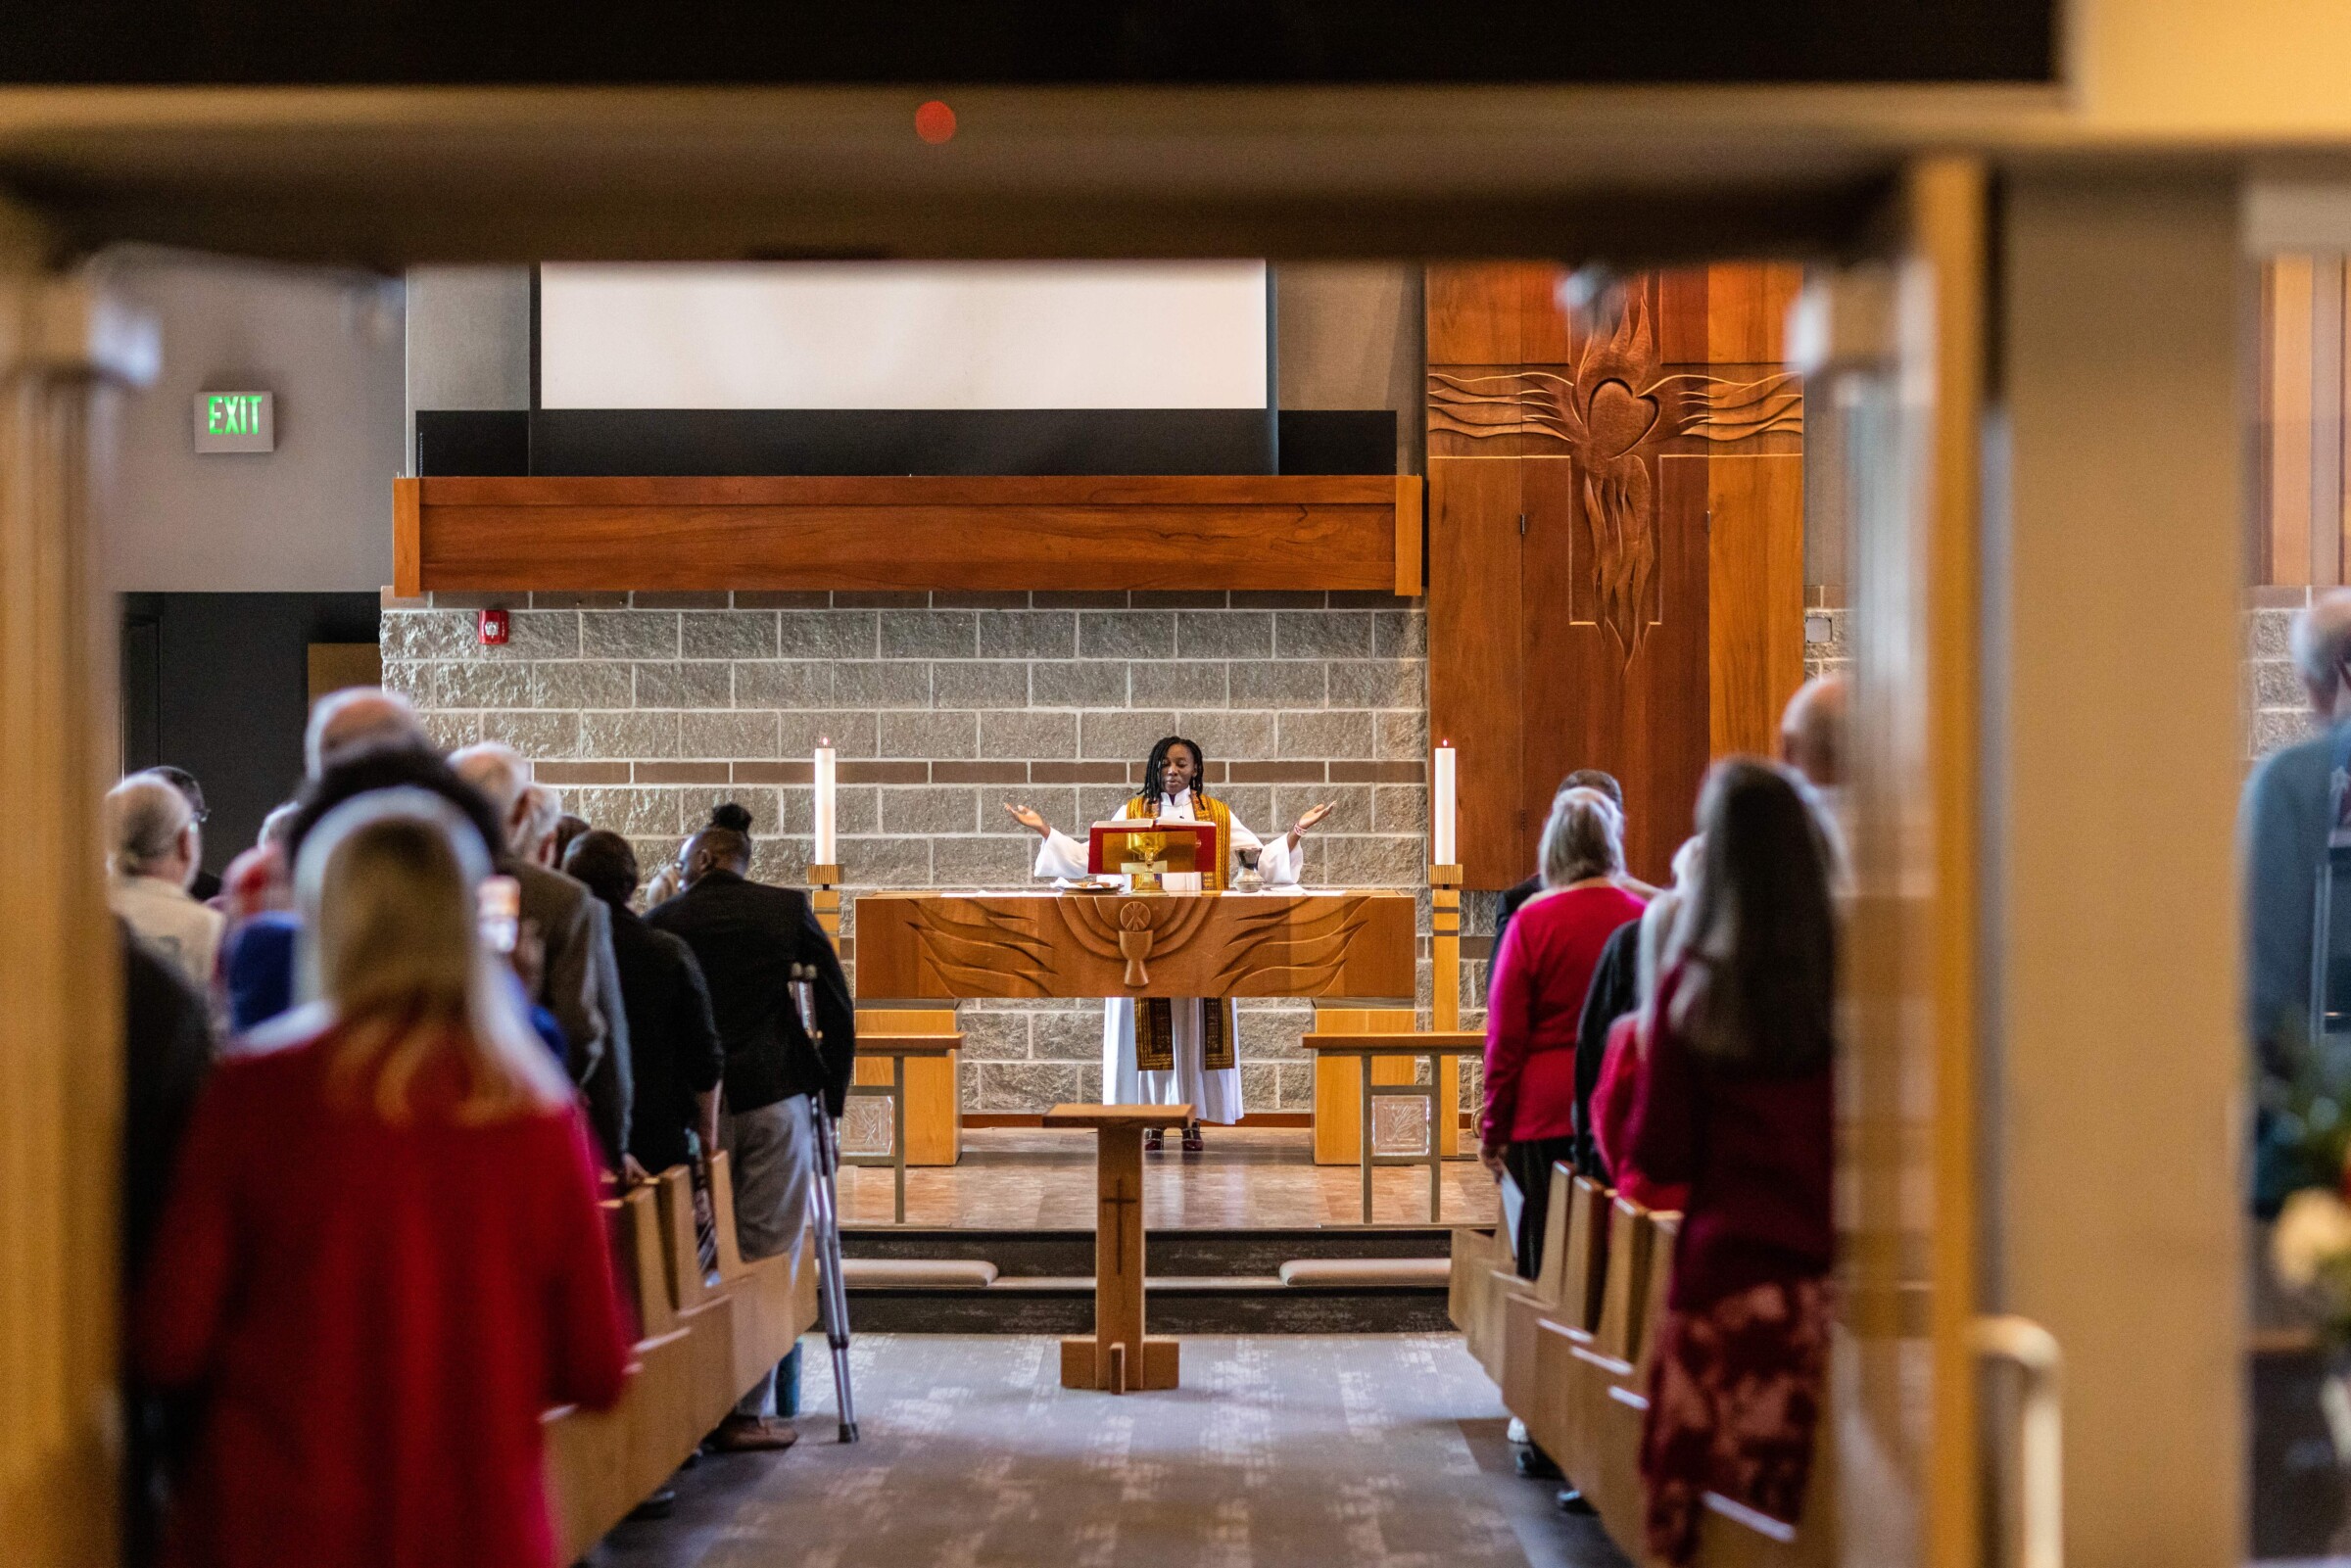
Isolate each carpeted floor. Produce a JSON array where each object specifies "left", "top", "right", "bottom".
[{"left": 589, "top": 1334, "right": 1631, "bottom": 1568}]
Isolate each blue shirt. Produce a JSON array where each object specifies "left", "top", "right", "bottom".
[{"left": 2242, "top": 722, "right": 2343, "bottom": 1053}]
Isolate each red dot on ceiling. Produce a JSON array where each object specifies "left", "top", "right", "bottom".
[{"left": 915, "top": 100, "right": 956, "bottom": 145}]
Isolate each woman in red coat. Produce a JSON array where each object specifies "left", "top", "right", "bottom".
[
  {"left": 1480, "top": 785, "right": 1647, "bottom": 1279},
  {"left": 1627, "top": 760, "right": 1837, "bottom": 1566},
  {"left": 138, "top": 790, "right": 632, "bottom": 1568}
]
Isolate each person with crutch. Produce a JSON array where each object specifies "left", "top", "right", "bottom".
[{"left": 648, "top": 803, "right": 856, "bottom": 1452}]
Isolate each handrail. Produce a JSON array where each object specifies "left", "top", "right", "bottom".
[{"left": 1972, "top": 1314, "right": 2063, "bottom": 1568}]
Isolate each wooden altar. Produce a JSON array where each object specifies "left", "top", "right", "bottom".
[{"left": 852, "top": 889, "right": 1416, "bottom": 1003}]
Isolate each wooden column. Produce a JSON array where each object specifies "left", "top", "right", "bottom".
[
  {"left": 1043, "top": 1104, "right": 1181, "bottom": 1393},
  {"left": 0, "top": 261, "right": 156, "bottom": 1562}
]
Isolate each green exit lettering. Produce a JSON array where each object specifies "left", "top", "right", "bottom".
[{"left": 207, "top": 395, "right": 262, "bottom": 434}]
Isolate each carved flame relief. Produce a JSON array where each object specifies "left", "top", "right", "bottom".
[
  {"left": 1427, "top": 291, "right": 1803, "bottom": 663},
  {"left": 905, "top": 899, "right": 1056, "bottom": 997},
  {"left": 1212, "top": 898, "right": 1379, "bottom": 997}
]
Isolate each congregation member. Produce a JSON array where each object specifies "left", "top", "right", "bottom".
[
  {"left": 550, "top": 812, "right": 592, "bottom": 870},
  {"left": 2244, "top": 588, "right": 2351, "bottom": 1209},
  {"left": 1004, "top": 735, "right": 1331, "bottom": 1150},
  {"left": 151, "top": 767, "right": 223, "bottom": 901},
  {"left": 1587, "top": 834, "right": 1704, "bottom": 1211},
  {"left": 137, "top": 790, "right": 631, "bottom": 1568},
  {"left": 564, "top": 830, "right": 724, "bottom": 1178},
  {"left": 648, "top": 802, "right": 854, "bottom": 1450},
  {"left": 304, "top": 686, "right": 427, "bottom": 778},
  {"left": 1480, "top": 786, "right": 1648, "bottom": 1279},
  {"left": 1493, "top": 769, "right": 1657, "bottom": 957},
  {"left": 1628, "top": 759, "right": 1837, "bottom": 1565},
  {"left": 1778, "top": 672, "right": 1850, "bottom": 881},
  {"left": 108, "top": 770, "right": 225, "bottom": 995},
  {"left": 451, "top": 743, "right": 633, "bottom": 1169},
  {"left": 120, "top": 922, "right": 214, "bottom": 1568}
]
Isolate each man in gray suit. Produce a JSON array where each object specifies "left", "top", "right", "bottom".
[{"left": 453, "top": 742, "right": 633, "bottom": 1170}]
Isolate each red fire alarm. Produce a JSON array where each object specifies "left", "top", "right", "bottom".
[{"left": 478, "top": 607, "right": 510, "bottom": 645}]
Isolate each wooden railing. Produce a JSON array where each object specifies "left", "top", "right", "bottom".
[
  {"left": 541, "top": 1151, "right": 819, "bottom": 1562},
  {"left": 1451, "top": 1166, "right": 1835, "bottom": 1567}
]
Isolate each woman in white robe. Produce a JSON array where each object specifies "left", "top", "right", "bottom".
[{"left": 1005, "top": 735, "right": 1332, "bottom": 1151}]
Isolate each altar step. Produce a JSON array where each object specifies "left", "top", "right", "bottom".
[{"left": 839, "top": 1225, "right": 1457, "bottom": 1334}]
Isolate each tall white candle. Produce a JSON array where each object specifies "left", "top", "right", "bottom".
[
  {"left": 1432, "top": 743, "right": 1457, "bottom": 867},
  {"left": 813, "top": 739, "right": 838, "bottom": 867}
]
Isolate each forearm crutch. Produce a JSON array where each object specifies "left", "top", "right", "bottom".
[{"left": 791, "top": 964, "right": 859, "bottom": 1443}]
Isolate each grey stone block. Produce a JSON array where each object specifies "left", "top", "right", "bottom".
[
  {"left": 733, "top": 662, "right": 833, "bottom": 709},
  {"left": 1274, "top": 1064, "right": 1314, "bottom": 1109},
  {"left": 749, "top": 836, "right": 813, "bottom": 886},
  {"left": 683, "top": 786, "right": 779, "bottom": 834},
  {"left": 1032, "top": 1007, "right": 1105, "bottom": 1062},
  {"left": 2249, "top": 607, "right": 2296, "bottom": 659},
  {"left": 2253, "top": 707, "right": 2311, "bottom": 758},
  {"left": 482, "top": 710, "right": 580, "bottom": 758},
  {"left": 582, "top": 710, "right": 682, "bottom": 758},
  {"left": 1216, "top": 784, "right": 1273, "bottom": 828},
  {"left": 840, "top": 834, "right": 931, "bottom": 887},
  {"left": 1031, "top": 662, "right": 1128, "bottom": 709},
  {"left": 1327, "top": 659, "right": 1425, "bottom": 710},
  {"left": 530, "top": 661, "right": 634, "bottom": 710},
  {"left": 835, "top": 661, "right": 934, "bottom": 709},
  {"left": 1277, "top": 710, "right": 1375, "bottom": 758},
  {"left": 1130, "top": 661, "right": 1228, "bottom": 708},
  {"left": 1080, "top": 785, "right": 1139, "bottom": 823},
  {"left": 1373, "top": 783, "right": 1431, "bottom": 833},
  {"left": 881, "top": 710, "right": 980, "bottom": 760},
  {"left": 381, "top": 659, "right": 431, "bottom": 704},
  {"left": 1176, "top": 610, "right": 1272, "bottom": 659},
  {"left": 955, "top": 1007, "right": 1032, "bottom": 1062},
  {"left": 880, "top": 611, "right": 978, "bottom": 659},
  {"left": 421, "top": 711, "right": 480, "bottom": 751},
  {"left": 1241, "top": 1063, "right": 1278, "bottom": 1113},
  {"left": 1003, "top": 787, "right": 1078, "bottom": 835},
  {"left": 977, "top": 610, "right": 1077, "bottom": 659},
  {"left": 881, "top": 786, "right": 980, "bottom": 835},
  {"left": 504, "top": 611, "right": 583, "bottom": 660},
  {"left": 2254, "top": 657, "right": 2306, "bottom": 709},
  {"left": 572, "top": 786, "right": 686, "bottom": 836},
  {"left": 1318, "top": 833, "right": 1423, "bottom": 887},
  {"left": 580, "top": 612, "right": 679, "bottom": 660},
  {"left": 1080, "top": 709, "right": 1179, "bottom": 761},
  {"left": 1273, "top": 611, "right": 1373, "bottom": 658},
  {"left": 1374, "top": 710, "right": 1428, "bottom": 760},
  {"left": 1228, "top": 660, "right": 1326, "bottom": 706},
  {"left": 933, "top": 835, "right": 1034, "bottom": 888},
  {"left": 432, "top": 661, "right": 533, "bottom": 710},
  {"left": 981, "top": 710, "right": 1077, "bottom": 758},
  {"left": 1239, "top": 1005, "right": 1313, "bottom": 1062},
  {"left": 778, "top": 711, "right": 879, "bottom": 758},
  {"left": 983, "top": 1063, "right": 1085, "bottom": 1113},
  {"left": 777, "top": 611, "right": 879, "bottom": 659},
  {"left": 680, "top": 710, "right": 781, "bottom": 758},
  {"left": 680, "top": 612, "right": 781, "bottom": 660},
  {"left": 634, "top": 661, "right": 733, "bottom": 709},
  {"left": 933, "top": 662, "right": 1029, "bottom": 709},
  {"left": 777, "top": 785, "right": 880, "bottom": 837},
  {"left": 1277, "top": 783, "right": 1370, "bottom": 826},
  {"left": 1183, "top": 709, "right": 1274, "bottom": 760},
  {"left": 1078, "top": 610, "right": 1176, "bottom": 660},
  {"left": 1373, "top": 609, "right": 1429, "bottom": 657},
  {"left": 380, "top": 610, "right": 475, "bottom": 661}
]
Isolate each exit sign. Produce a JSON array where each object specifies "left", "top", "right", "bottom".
[{"left": 193, "top": 391, "right": 273, "bottom": 453}]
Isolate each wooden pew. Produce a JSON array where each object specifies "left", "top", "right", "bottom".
[
  {"left": 542, "top": 1154, "right": 823, "bottom": 1564},
  {"left": 1525, "top": 1175, "right": 1610, "bottom": 1470},
  {"left": 1447, "top": 1221, "right": 1515, "bottom": 1370},
  {"left": 1500, "top": 1164, "right": 1577, "bottom": 1426},
  {"left": 1565, "top": 1198, "right": 1659, "bottom": 1542}
]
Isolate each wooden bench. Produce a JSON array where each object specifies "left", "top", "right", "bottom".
[
  {"left": 541, "top": 1151, "right": 822, "bottom": 1562},
  {"left": 842, "top": 1030, "right": 964, "bottom": 1222}
]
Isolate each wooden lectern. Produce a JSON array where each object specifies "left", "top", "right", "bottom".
[{"left": 1042, "top": 1103, "right": 1186, "bottom": 1393}]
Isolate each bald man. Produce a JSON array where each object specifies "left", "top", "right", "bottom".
[
  {"left": 304, "top": 687, "right": 426, "bottom": 778},
  {"left": 1779, "top": 673, "right": 1847, "bottom": 794}
]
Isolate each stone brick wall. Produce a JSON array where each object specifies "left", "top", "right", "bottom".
[
  {"left": 2249, "top": 592, "right": 2315, "bottom": 761},
  {"left": 379, "top": 586, "right": 1440, "bottom": 1115}
]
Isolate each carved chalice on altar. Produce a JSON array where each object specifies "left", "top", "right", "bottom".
[{"left": 1120, "top": 831, "right": 1171, "bottom": 894}]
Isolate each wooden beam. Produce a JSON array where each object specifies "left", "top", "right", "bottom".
[
  {"left": 406, "top": 473, "right": 1410, "bottom": 594},
  {"left": 392, "top": 476, "right": 422, "bottom": 597},
  {"left": 1393, "top": 474, "right": 1425, "bottom": 596}
]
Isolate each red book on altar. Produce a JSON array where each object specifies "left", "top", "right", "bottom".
[{"left": 1086, "top": 819, "right": 1217, "bottom": 879}]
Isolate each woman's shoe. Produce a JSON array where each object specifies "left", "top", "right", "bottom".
[
  {"left": 1180, "top": 1125, "right": 1205, "bottom": 1154},
  {"left": 1143, "top": 1128, "right": 1164, "bottom": 1153}
]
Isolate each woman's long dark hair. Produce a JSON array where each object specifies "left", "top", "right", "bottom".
[
  {"left": 1142, "top": 736, "right": 1211, "bottom": 806},
  {"left": 1669, "top": 758, "right": 1836, "bottom": 1075}
]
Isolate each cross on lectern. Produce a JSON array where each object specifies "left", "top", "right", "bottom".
[{"left": 1101, "top": 1187, "right": 1139, "bottom": 1269}]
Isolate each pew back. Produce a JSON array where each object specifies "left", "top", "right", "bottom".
[{"left": 1563, "top": 1176, "right": 1609, "bottom": 1332}]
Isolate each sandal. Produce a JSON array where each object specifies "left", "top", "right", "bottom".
[
  {"left": 1181, "top": 1125, "right": 1205, "bottom": 1154},
  {"left": 1143, "top": 1128, "right": 1164, "bottom": 1153}
]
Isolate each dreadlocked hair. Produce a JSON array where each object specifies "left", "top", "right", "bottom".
[{"left": 1142, "top": 736, "right": 1211, "bottom": 807}]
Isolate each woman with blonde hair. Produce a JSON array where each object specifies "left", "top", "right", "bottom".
[{"left": 138, "top": 790, "right": 630, "bottom": 1568}]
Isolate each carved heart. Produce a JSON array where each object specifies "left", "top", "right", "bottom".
[{"left": 1583, "top": 378, "right": 1659, "bottom": 460}]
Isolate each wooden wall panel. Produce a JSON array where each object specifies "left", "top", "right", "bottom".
[
  {"left": 1707, "top": 455, "right": 1807, "bottom": 759},
  {"left": 2267, "top": 257, "right": 2315, "bottom": 586},
  {"left": 1427, "top": 266, "right": 1524, "bottom": 364},
  {"left": 1428, "top": 455, "right": 1525, "bottom": 886}
]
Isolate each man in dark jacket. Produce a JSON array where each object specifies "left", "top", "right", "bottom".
[
  {"left": 565, "top": 831, "right": 725, "bottom": 1175},
  {"left": 1493, "top": 769, "right": 1655, "bottom": 956},
  {"left": 648, "top": 805, "right": 853, "bottom": 1449}
]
